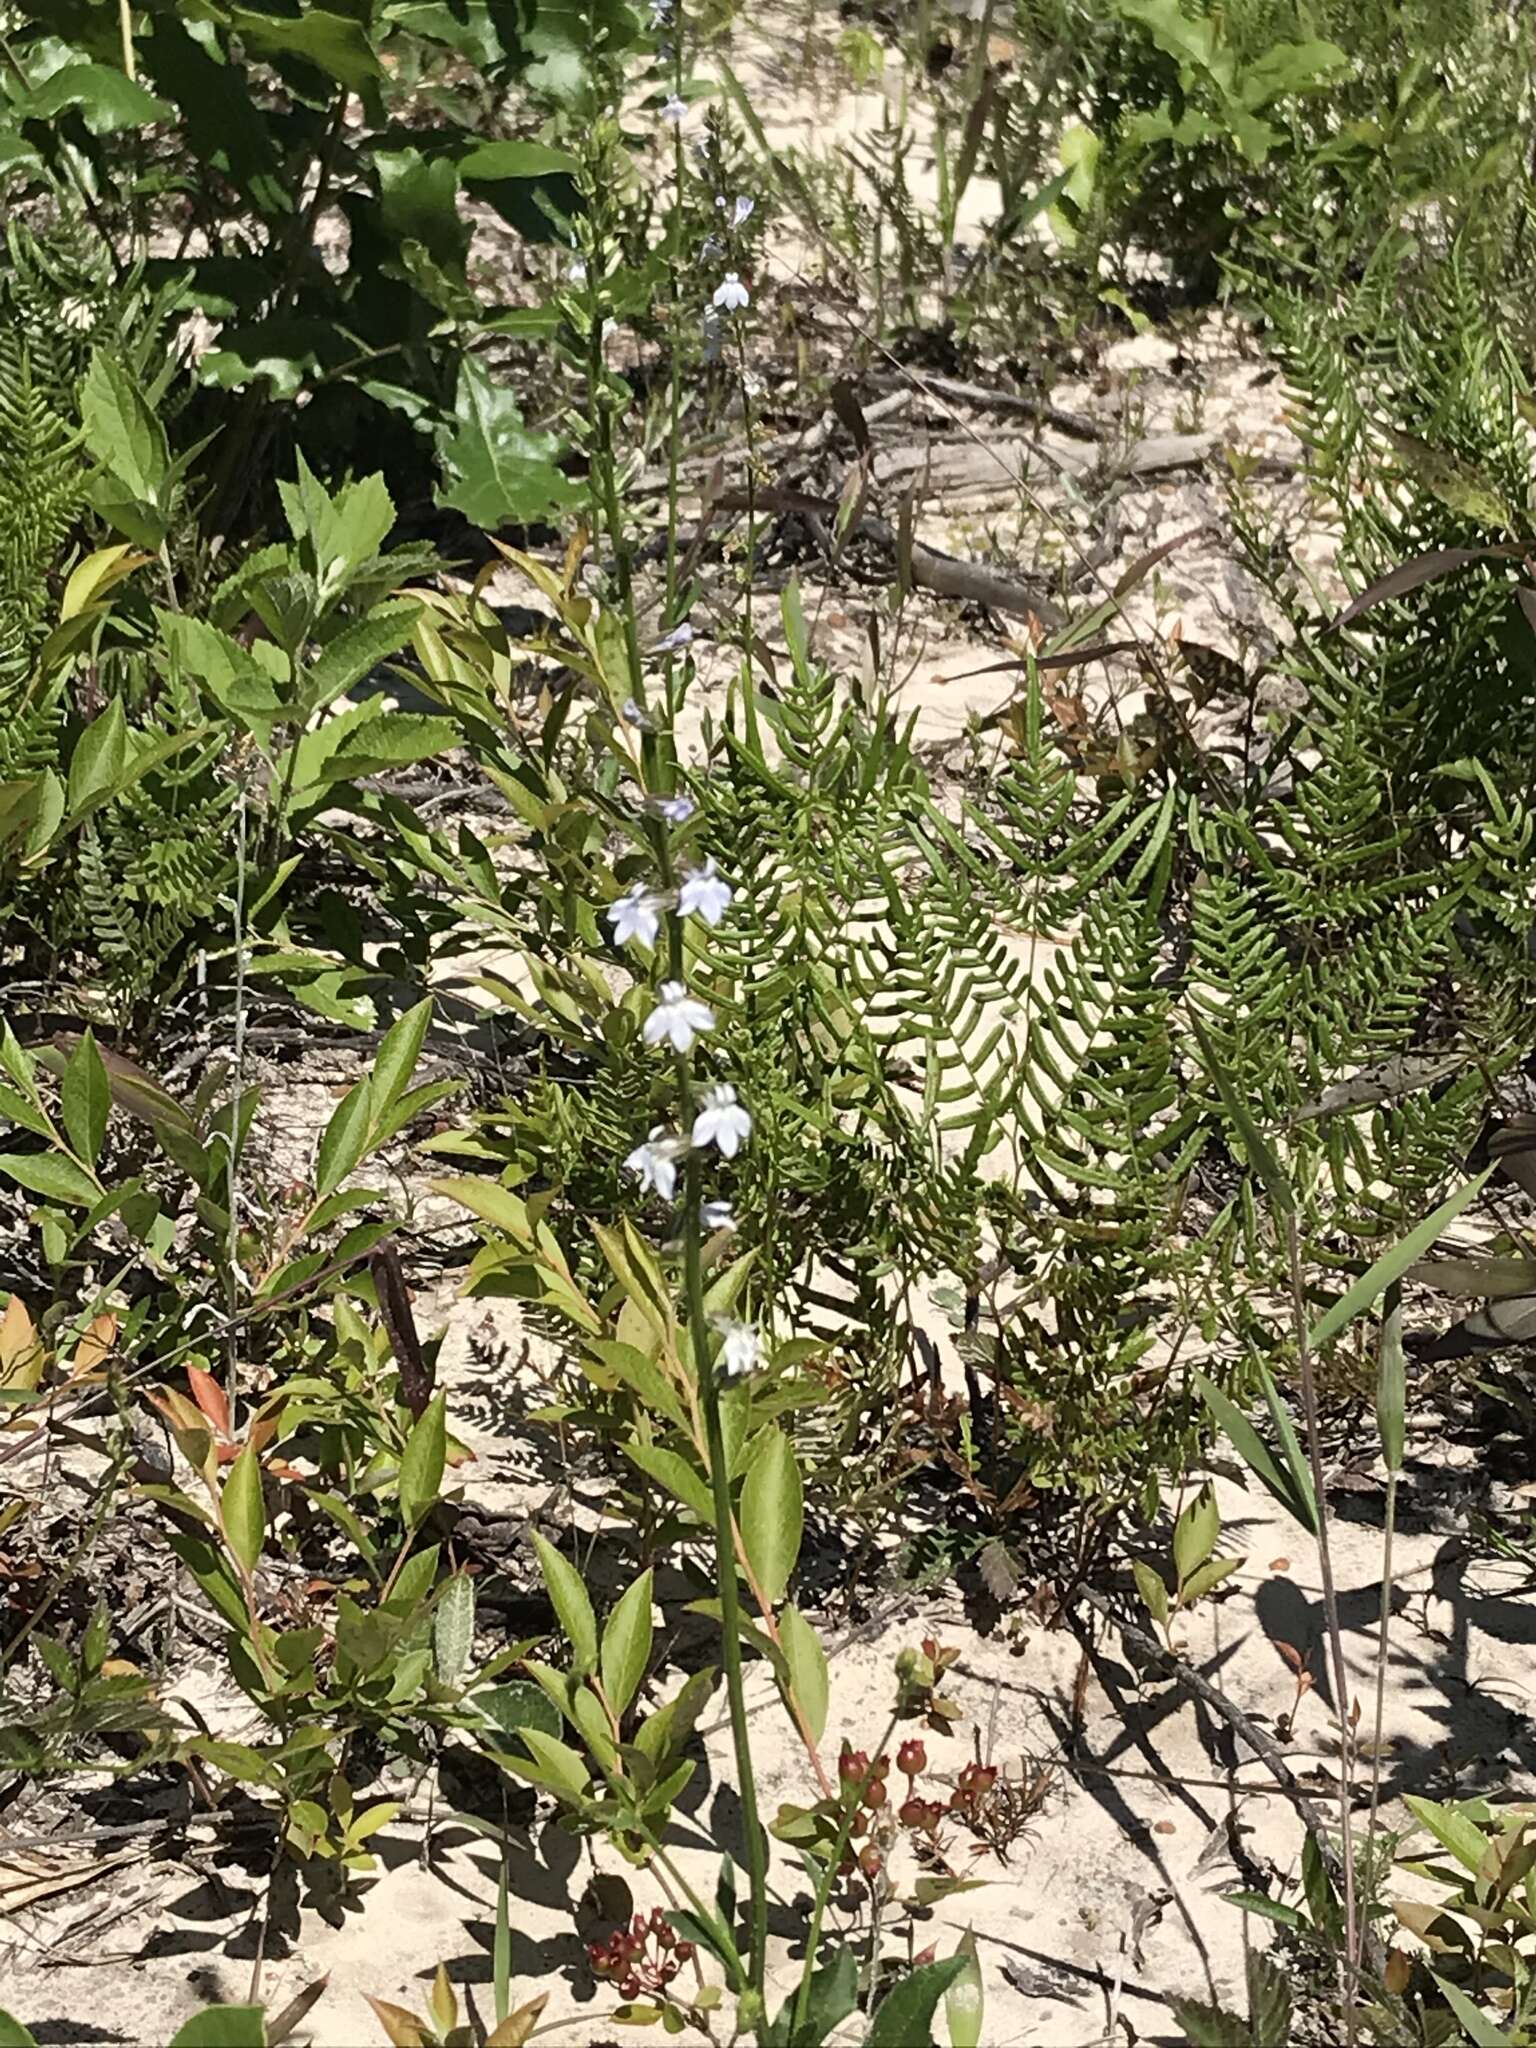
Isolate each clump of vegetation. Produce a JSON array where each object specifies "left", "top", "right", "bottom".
[{"left": 7, "top": 1, "right": 1536, "bottom": 2043}]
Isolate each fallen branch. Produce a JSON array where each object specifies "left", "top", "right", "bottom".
[{"left": 865, "top": 368, "right": 1102, "bottom": 441}]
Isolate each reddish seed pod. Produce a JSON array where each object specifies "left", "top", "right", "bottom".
[
  {"left": 949, "top": 1788, "right": 968, "bottom": 1811},
  {"left": 971, "top": 1766, "right": 997, "bottom": 1794},
  {"left": 897, "top": 1739, "right": 927, "bottom": 1777},
  {"left": 871, "top": 1752, "right": 891, "bottom": 1777},
  {"left": 857, "top": 1844, "right": 883, "bottom": 1879},
  {"left": 621, "top": 1974, "right": 641, "bottom": 2001},
  {"left": 651, "top": 1907, "right": 666, "bottom": 1932},
  {"left": 632, "top": 1912, "right": 647, "bottom": 1937},
  {"left": 863, "top": 1778, "right": 888, "bottom": 1810},
  {"left": 839, "top": 1747, "right": 869, "bottom": 1784},
  {"left": 899, "top": 1797, "right": 927, "bottom": 1828},
  {"left": 921, "top": 1636, "right": 939, "bottom": 1660},
  {"left": 674, "top": 1942, "right": 695, "bottom": 1964},
  {"left": 656, "top": 1923, "right": 675, "bottom": 1949}
]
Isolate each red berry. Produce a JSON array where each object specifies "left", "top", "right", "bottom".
[
  {"left": 621, "top": 1974, "right": 641, "bottom": 2001},
  {"left": 858, "top": 1844, "right": 883, "bottom": 1879},
  {"left": 949, "top": 1788, "right": 968, "bottom": 1811},
  {"left": 899, "top": 1797, "right": 926, "bottom": 1828},
  {"left": 864, "top": 1778, "right": 887, "bottom": 1810},
  {"left": 674, "top": 1942, "right": 695, "bottom": 1964},
  {"left": 650, "top": 1907, "right": 666, "bottom": 1932},
  {"left": 839, "top": 1747, "right": 869, "bottom": 1785},
  {"left": 632, "top": 1912, "right": 647, "bottom": 1937},
  {"left": 972, "top": 1766, "right": 997, "bottom": 1795},
  {"left": 898, "top": 1739, "right": 927, "bottom": 1776}
]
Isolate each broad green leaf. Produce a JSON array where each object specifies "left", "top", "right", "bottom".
[
  {"left": 511, "top": 1725, "right": 590, "bottom": 1800},
  {"left": 314, "top": 1078, "right": 374, "bottom": 1198},
  {"left": 473, "top": 1679, "right": 563, "bottom": 1743},
  {"left": 66, "top": 700, "right": 130, "bottom": 821},
  {"left": 1309, "top": 1172, "right": 1490, "bottom": 1351},
  {"left": 623, "top": 1441, "right": 714, "bottom": 1524},
  {"left": 168, "top": 2010, "right": 266, "bottom": 2048},
  {"left": 227, "top": 5, "right": 384, "bottom": 87},
  {"left": 221, "top": 1444, "right": 265, "bottom": 1576},
  {"left": 865, "top": 1957, "right": 968, "bottom": 2048},
  {"left": 1405, "top": 1795, "right": 1495, "bottom": 1876},
  {"left": 600, "top": 1569, "right": 654, "bottom": 1719},
  {"left": 80, "top": 355, "right": 168, "bottom": 507},
  {"left": 530, "top": 1529, "right": 598, "bottom": 1674},
  {"left": 1132, "top": 1558, "right": 1169, "bottom": 1627},
  {"left": 1430, "top": 1977, "right": 1511, "bottom": 2047},
  {"left": 459, "top": 140, "right": 580, "bottom": 181},
  {"left": 436, "top": 357, "right": 580, "bottom": 530},
  {"left": 433, "top": 1572, "right": 475, "bottom": 1685},
  {"left": 305, "top": 714, "right": 459, "bottom": 786},
  {"left": 1168, "top": 1996, "right": 1250, "bottom": 2047},
  {"left": 20, "top": 62, "right": 171, "bottom": 133},
  {"left": 1173, "top": 1483, "right": 1220, "bottom": 1586},
  {"left": 1179, "top": 1554, "right": 1242, "bottom": 1604},
  {"left": 370, "top": 1001, "right": 432, "bottom": 1131},
  {"left": 398, "top": 1394, "right": 447, "bottom": 1530},
  {"left": 777, "top": 1604, "right": 828, "bottom": 1744},
  {"left": 0, "top": 1152, "right": 100, "bottom": 1208},
  {"left": 945, "top": 1931, "right": 984, "bottom": 2048},
  {"left": 740, "top": 1426, "right": 801, "bottom": 1605},
  {"left": 61, "top": 1031, "right": 109, "bottom": 1168},
  {"left": 0, "top": 2011, "right": 38, "bottom": 2047}
]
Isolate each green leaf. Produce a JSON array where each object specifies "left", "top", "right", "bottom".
[
  {"left": 767, "top": 1948, "right": 856, "bottom": 2046},
  {"left": 1431, "top": 1978, "right": 1510, "bottom": 2045},
  {"left": 1194, "top": 1368, "right": 1318, "bottom": 1537},
  {"left": 600, "top": 1570, "right": 654, "bottom": 1719},
  {"left": 0, "top": 2009, "right": 40, "bottom": 2045},
  {"left": 226, "top": 5, "right": 384, "bottom": 87},
  {"left": 530, "top": 1530, "right": 598, "bottom": 1674},
  {"left": 458, "top": 140, "right": 580, "bottom": 181},
  {"left": 1132, "top": 1558, "right": 1169, "bottom": 1627},
  {"left": 370, "top": 1001, "right": 432, "bottom": 1132},
  {"left": 740, "top": 1426, "right": 801, "bottom": 1606},
  {"left": 1167, "top": 1996, "right": 1248, "bottom": 2047},
  {"left": 1405, "top": 1795, "right": 1495, "bottom": 1876},
  {"left": 510, "top": 1726, "right": 590, "bottom": 1801},
  {"left": 473, "top": 1680, "right": 563, "bottom": 1743},
  {"left": 398, "top": 1395, "right": 446, "bottom": 1530},
  {"left": 777, "top": 1604, "right": 828, "bottom": 1744},
  {"left": 864, "top": 1958, "right": 968, "bottom": 2048},
  {"left": 66, "top": 700, "right": 130, "bottom": 821},
  {"left": 314, "top": 1078, "right": 374, "bottom": 1199},
  {"left": 80, "top": 354, "right": 168, "bottom": 507},
  {"left": 623, "top": 1441, "right": 715, "bottom": 1524},
  {"left": 304, "top": 714, "right": 460, "bottom": 786},
  {"left": 436, "top": 357, "right": 580, "bottom": 530},
  {"left": 1173, "top": 1483, "right": 1220, "bottom": 1586},
  {"left": 302, "top": 604, "right": 423, "bottom": 717},
  {"left": 167, "top": 2006, "right": 268, "bottom": 2048},
  {"left": 1178, "top": 1554, "right": 1242, "bottom": 1605},
  {"left": 433, "top": 1572, "right": 475, "bottom": 1686},
  {"left": 1377, "top": 1287, "right": 1406, "bottom": 1475},
  {"left": 20, "top": 63, "right": 171, "bottom": 133},
  {"left": 945, "top": 1931, "right": 984, "bottom": 2048},
  {"left": 0, "top": 1152, "right": 100, "bottom": 1208},
  {"left": 1309, "top": 1172, "right": 1491, "bottom": 1351},
  {"left": 1245, "top": 1952, "right": 1291, "bottom": 2048},
  {"left": 61, "top": 1031, "right": 109, "bottom": 1169},
  {"left": 221, "top": 1444, "right": 265, "bottom": 1576}
]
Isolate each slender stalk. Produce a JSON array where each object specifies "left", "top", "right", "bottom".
[
  {"left": 791, "top": 1723, "right": 898, "bottom": 2036},
  {"left": 683, "top": 1148, "right": 769, "bottom": 2000},
  {"left": 1285, "top": 1213, "right": 1359, "bottom": 2038}
]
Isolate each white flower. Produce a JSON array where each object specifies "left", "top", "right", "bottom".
[
  {"left": 625, "top": 1127, "right": 684, "bottom": 1200},
  {"left": 622, "top": 696, "right": 654, "bottom": 731},
  {"left": 606, "top": 882, "right": 666, "bottom": 948},
  {"left": 732, "top": 196, "right": 756, "bottom": 228},
  {"left": 647, "top": 793, "right": 696, "bottom": 826},
  {"left": 712, "top": 272, "right": 750, "bottom": 312},
  {"left": 717, "top": 1318, "right": 763, "bottom": 1382},
  {"left": 701, "top": 1199, "right": 737, "bottom": 1232},
  {"left": 644, "top": 980, "right": 715, "bottom": 1053},
  {"left": 661, "top": 94, "right": 687, "bottom": 122},
  {"left": 677, "top": 858, "right": 731, "bottom": 926},
  {"left": 650, "top": 0, "right": 672, "bottom": 20},
  {"left": 567, "top": 256, "right": 587, "bottom": 283},
  {"left": 693, "top": 1083, "right": 751, "bottom": 1158},
  {"left": 655, "top": 622, "right": 694, "bottom": 652}
]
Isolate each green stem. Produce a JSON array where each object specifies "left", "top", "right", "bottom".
[
  {"left": 685, "top": 1146, "right": 768, "bottom": 2001},
  {"left": 791, "top": 1722, "right": 898, "bottom": 2036}
]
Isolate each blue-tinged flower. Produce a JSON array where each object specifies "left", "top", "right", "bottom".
[
  {"left": 647, "top": 793, "right": 696, "bottom": 826},
  {"left": 625, "top": 1127, "right": 684, "bottom": 1199},
  {"left": 677, "top": 858, "right": 731, "bottom": 926},
  {"left": 655, "top": 622, "right": 695, "bottom": 652},
  {"left": 692, "top": 1083, "right": 751, "bottom": 1157},
  {"left": 701, "top": 1198, "right": 737, "bottom": 1232},
  {"left": 661, "top": 94, "right": 687, "bottom": 122},
  {"left": 732, "top": 196, "right": 756, "bottom": 228},
  {"left": 712, "top": 272, "right": 750, "bottom": 312},
  {"left": 644, "top": 980, "right": 715, "bottom": 1052},
  {"left": 622, "top": 697, "right": 655, "bottom": 731},
  {"left": 606, "top": 883, "right": 666, "bottom": 948}
]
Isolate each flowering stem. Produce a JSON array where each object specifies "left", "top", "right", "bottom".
[
  {"left": 791, "top": 1725, "right": 899, "bottom": 2037},
  {"left": 683, "top": 1144, "right": 768, "bottom": 2001}
]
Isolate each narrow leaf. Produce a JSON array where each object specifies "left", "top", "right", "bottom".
[
  {"left": 530, "top": 1529, "right": 598, "bottom": 1675},
  {"left": 740, "top": 1426, "right": 802, "bottom": 1606}
]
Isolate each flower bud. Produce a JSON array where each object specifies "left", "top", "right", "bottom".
[{"left": 897, "top": 1739, "right": 927, "bottom": 1777}]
